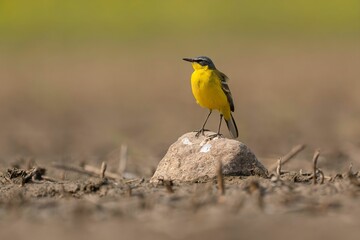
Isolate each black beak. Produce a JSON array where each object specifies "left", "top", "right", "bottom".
[{"left": 182, "top": 57, "right": 195, "bottom": 62}]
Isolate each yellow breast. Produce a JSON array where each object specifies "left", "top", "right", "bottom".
[{"left": 190, "top": 68, "right": 231, "bottom": 119}]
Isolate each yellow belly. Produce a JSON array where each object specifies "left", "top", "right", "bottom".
[{"left": 191, "top": 69, "right": 231, "bottom": 119}]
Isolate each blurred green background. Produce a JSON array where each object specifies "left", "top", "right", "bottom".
[
  {"left": 0, "top": 0, "right": 359, "bottom": 43},
  {"left": 0, "top": 0, "right": 359, "bottom": 172}
]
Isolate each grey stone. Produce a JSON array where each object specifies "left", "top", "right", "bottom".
[{"left": 150, "top": 132, "right": 268, "bottom": 183}]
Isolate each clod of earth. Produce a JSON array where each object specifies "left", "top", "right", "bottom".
[{"left": 150, "top": 132, "right": 268, "bottom": 183}]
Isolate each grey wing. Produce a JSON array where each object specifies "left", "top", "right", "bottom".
[{"left": 217, "top": 70, "right": 235, "bottom": 112}]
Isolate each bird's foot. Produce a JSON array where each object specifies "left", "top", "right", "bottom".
[
  {"left": 206, "top": 133, "right": 223, "bottom": 140},
  {"left": 194, "top": 129, "right": 210, "bottom": 137}
]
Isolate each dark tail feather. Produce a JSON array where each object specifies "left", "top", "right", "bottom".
[{"left": 225, "top": 113, "right": 238, "bottom": 138}]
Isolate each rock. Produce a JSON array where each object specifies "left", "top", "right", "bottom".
[{"left": 150, "top": 132, "right": 268, "bottom": 183}]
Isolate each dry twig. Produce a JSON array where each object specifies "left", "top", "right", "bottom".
[
  {"left": 118, "top": 144, "right": 128, "bottom": 175},
  {"left": 100, "top": 162, "right": 107, "bottom": 179},
  {"left": 6, "top": 167, "right": 50, "bottom": 185},
  {"left": 41, "top": 175, "right": 57, "bottom": 182},
  {"left": 270, "top": 144, "right": 306, "bottom": 171},
  {"left": 317, "top": 169, "right": 325, "bottom": 184},
  {"left": 276, "top": 159, "right": 282, "bottom": 177},
  {"left": 312, "top": 150, "right": 320, "bottom": 185},
  {"left": 52, "top": 162, "right": 122, "bottom": 180},
  {"left": 217, "top": 159, "right": 225, "bottom": 196}
]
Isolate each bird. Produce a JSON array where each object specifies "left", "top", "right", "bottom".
[{"left": 183, "top": 56, "right": 238, "bottom": 139}]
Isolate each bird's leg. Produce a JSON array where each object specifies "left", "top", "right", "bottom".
[
  {"left": 195, "top": 110, "right": 212, "bottom": 137},
  {"left": 208, "top": 114, "right": 223, "bottom": 139}
]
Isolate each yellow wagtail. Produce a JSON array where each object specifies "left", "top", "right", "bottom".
[{"left": 183, "top": 56, "right": 238, "bottom": 139}]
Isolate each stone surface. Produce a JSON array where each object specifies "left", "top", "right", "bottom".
[{"left": 150, "top": 132, "right": 268, "bottom": 183}]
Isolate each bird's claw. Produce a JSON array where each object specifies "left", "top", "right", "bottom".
[
  {"left": 207, "top": 133, "right": 223, "bottom": 140},
  {"left": 194, "top": 129, "right": 210, "bottom": 137}
]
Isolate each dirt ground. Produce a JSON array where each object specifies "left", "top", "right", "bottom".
[
  {"left": 0, "top": 159, "right": 360, "bottom": 240},
  {"left": 0, "top": 41, "right": 360, "bottom": 239}
]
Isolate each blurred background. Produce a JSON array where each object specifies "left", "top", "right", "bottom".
[{"left": 0, "top": 0, "right": 359, "bottom": 173}]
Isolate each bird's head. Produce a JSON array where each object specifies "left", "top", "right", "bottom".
[{"left": 183, "top": 56, "right": 216, "bottom": 70}]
